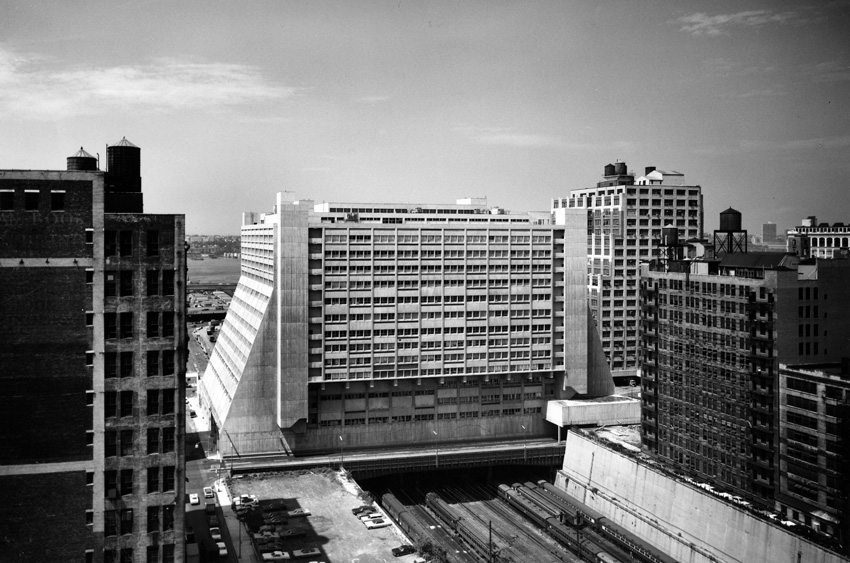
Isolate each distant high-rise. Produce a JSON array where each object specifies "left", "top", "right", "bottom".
[
  {"left": 640, "top": 209, "right": 850, "bottom": 536},
  {"left": 200, "top": 196, "right": 612, "bottom": 457},
  {"left": 552, "top": 162, "right": 704, "bottom": 382},
  {"left": 763, "top": 222, "right": 777, "bottom": 243},
  {"left": 0, "top": 141, "right": 187, "bottom": 563}
]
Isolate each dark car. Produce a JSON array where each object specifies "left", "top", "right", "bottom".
[
  {"left": 392, "top": 545, "right": 415, "bottom": 557},
  {"left": 351, "top": 505, "right": 374, "bottom": 515}
]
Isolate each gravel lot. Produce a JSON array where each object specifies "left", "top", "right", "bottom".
[{"left": 229, "top": 468, "right": 420, "bottom": 563}]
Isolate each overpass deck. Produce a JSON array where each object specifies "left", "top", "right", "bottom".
[{"left": 222, "top": 439, "right": 566, "bottom": 478}]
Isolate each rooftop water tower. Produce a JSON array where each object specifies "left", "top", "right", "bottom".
[{"left": 713, "top": 208, "right": 747, "bottom": 256}]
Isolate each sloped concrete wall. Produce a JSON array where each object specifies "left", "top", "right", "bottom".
[{"left": 557, "top": 431, "right": 847, "bottom": 563}]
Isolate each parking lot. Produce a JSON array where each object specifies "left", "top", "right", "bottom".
[{"left": 227, "top": 469, "right": 423, "bottom": 562}]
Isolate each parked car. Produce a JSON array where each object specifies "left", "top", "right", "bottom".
[
  {"left": 204, "top": 487, "right": 215, "bottom": 499},
  {"left": 292, "top": 547, "right": 321, "bottom": 557},
  {"left": 351, "top": 505, "right": 373, "bottom": 515},
  {"left": 392, "top": 545, "right": 415, "bottom": 557},
  {"left": 287, "top": 508, "right": 311, "bottom": 517},
  {"left": 262, "top": 551, "right": 291, "bottom": 561},
  {"left": 189, "top": 410, "right": 197, "bottom": 418},
  {"left": 216, "top": 542, "right": 228, "bottom": 556},
  {"left": 359, "top": 512, "right": 382, "bottom": 522},
  {"left": 210, "top": 526, "right": 222, "bottom": 541},
  {"left": 365, "top": 519, "right": 390, "bottom": 529},
  {"left": 189, "top": 493, "right": 200, "bottom": 505},
  {"left": 209, "top": 515, "right": 219, "bottom": 527}
]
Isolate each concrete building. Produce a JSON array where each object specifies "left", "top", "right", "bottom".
[
  {"left": 778, "top": 363, "right": 850, "bottom": 539},
  {"left": 0, "top": 141, "right": 187, "bottom": 563},
  {"left": 640, "top": 209, "right": 850, "bottom": 527},
  {"left": 200, "top": 195, "right": 613, "bottom": 457},
  {"left": 786, "top": 216, "right": 850, "bottom": 259},
  {"left": 552, "top": 161, "right": 704, "bottom": 382}
]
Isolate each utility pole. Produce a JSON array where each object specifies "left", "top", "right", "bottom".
[{"left": 339, "top": 435, "right": 344, "bottom": 469}]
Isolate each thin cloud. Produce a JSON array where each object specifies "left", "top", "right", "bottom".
[
  {"left": 454, "top": 125, "right": 636, "bottom": 152},
  {"left": 811, "top": 60, "right": 850, "bottom": 83},
  {"left": 695, "top": 135, "right": 850, "bottom": 155},
  {"left": 677, "top": 10, "right": 798, "bottom": 36},
  {"left": 0, "top": 45, "right": 296, "bottom": 120},
  {"left": 355, "top": 95, "right": 390, "bottom": 104},
  {"left": 719, "top": 87, "right": 786, "bottom": 99}
]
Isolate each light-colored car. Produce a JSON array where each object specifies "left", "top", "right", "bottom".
[
  {"left": 292, "top": 547, "right": 321, "bottom": 557},
  {"left": 204, "top": 486, "right": 215, "bottom": 499},
  {"left": 210, "top": 526, "right": 222, "bottom": 541},
  {"left": 365, "top": 519, "right": 391, "bottom": 529},
  {"left": 189, "top": 493, "right": 200, "bottom": 505},
  {"left": 262, "top": 551, "right": 291, "bottom": 561},
  {"left": 359, "top": 512, "right": 382, "bottom": 522},
  {"left": 216, "top": 542, "right": 228, "bottom": 556},
  {"left": 287, "top": 508, "right": 311, "bottom": 517}
]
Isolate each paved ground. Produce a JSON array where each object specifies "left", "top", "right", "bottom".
[{"left": 228, "top": 469, "right": 419, "bottom": 563}]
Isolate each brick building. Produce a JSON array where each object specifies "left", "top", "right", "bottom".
[
  {"left": 0, "top": 140, "right": 187, "bottom": 563},
  {"left": 640, "top": 210, "right": 850, "bottom": 536}
]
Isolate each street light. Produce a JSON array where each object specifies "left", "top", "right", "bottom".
[{"left": 432, "top": 430, "right": 439, "bottom": 468}]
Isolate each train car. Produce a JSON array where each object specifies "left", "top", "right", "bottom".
[
  {"left": 596, "top": 551, "right": 625, "bottom": 563},
  {"left": 498, "top": 485, "right": 550, "bottom": 529},
  {"left": 382, "top": 493, "right": 431, "bottom": 546},
  {"left": 596, "top": 517, "right": 678, "bottom": 563},
  {"left": 529, "top": 481, "right": 583, "bottom": 527},
  {"left": 425, "top": 492, "right": 461, "bottom": 531},
  {"left": 517, "top": 483, "right": 578, "bottom": 526}
]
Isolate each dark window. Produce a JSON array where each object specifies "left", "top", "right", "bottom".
[
  {"left": 147, "top": 506, "right": 160, "bottom": 532},
  {"left": 50, "top": 191, "right": 65, "bottom": 211},
  {"left": 162, "top": 427, "right": 175, "bottom": 453},
  {"left": 147, "top": 467, "right": 159, "bottom": 493},
  {"left": 162, "top": 270, "right": 175, "bottom": 295},
  {"left": 24, "top": 190, "right": 39, "bottom": 211},
  {"left": 147, "top": 230, "right": 160, "bottom": 257},
  {"left": 147, "top": 428, "right": 159, "bottom": 454},
  {"left": 147, "top": 390, "right": 160, "bottom": 415},
  {"left": 86, "top": 229, "right": 93, "bottom": 245},
  {"left": 163, "top": 466, "right": 175, "bottom": 491},
  {"left": 120, "top": 391, "right": 133, "bottom": 416},
  {"left": 147, "top": 546, "right": 158, "bottom": 563},
  {"left": 105, "top": 272, "right": 117, "bottom": 297},
  {"left": 120, "top": 548, "right": 133, "bottom": 563},
  {"left": 105, "top": 313, "right": 118, "bottom": 339},
  {"left": 162, "top": 544, "right": 174, "bottom": 563},
  {"left": 163, "top": 504, "right": 174, "bottom": 530},
  {"left": 120, "top": 509, "right": 133, "bottom": 535},
  {"left": 105, "top": 392, "right": 117, "bottom": 418},
  {"left": 147, "top": 351, "right": 160, "bottom": 377},
  {"left": 147, "top": 312, "right": 160, "bottom": 338},
  {"left": 162, "top": 350, "right": 175, "bottom": 375},
  {"left": 105, "top": 470, "right": 118, "bottom": 498},
  {"left": 119, "top": 271, "right": 133, "bottom": 296},
  {"left": 120, "top": 352, "right": 133, "bottom": 378},
  {"left": 105, "top": 431, "right": 118, "bottom": 456},
  {"left": 147, "top": 270, "right": 159, "bottom": 296},
  {"left": 120, "top": 312, "right": 133, "bottom": 338},
  {"left": 0, "top": 190, "right": 13, "bottom": 210},
  {"left": 162, "top": 389, "right": 175, "bottom": 414},
  {"left": 119, "top": 231, "right": 132, "bottom": 256},
  {"left": 120, "top": 469, "right": 133, "bottom": 496},
  {"left": 105, "top": 353, "right": 118, "bottom": 378},
  {"left": 162, "top": 312, "right": 174, "bottom": 337},
  {"left": 120, "top": 429, "right": 133, "bottom": 456},
  {"left": 105, "top": 510, "right": 118, "bottom": 536},
  {"left": 105, "top": 231, "right": 118, "bottom": 256},
  {"left": 86, "top": 269, "right": 94, "bottom": 284},
  {"left": 86, "top": 312, "right": 94, "bottom": 326}
]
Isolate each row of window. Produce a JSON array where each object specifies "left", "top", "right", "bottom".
[
  {"left": 0, "top": 188, "right": 65, "bottom": 211},
  {"left": 104, "top": 230, "right": 162, "bottom": 257},
  {"left": 105, "top": 270, "right": 175, "bottom": 297},
  {"left": 103, "top": 389, "right": 175, "bottom": 418},
  {"left": 104, "top": 350, "right": 175, "bottom": 378},
  {"left": 322, "top": 264, "right": 554, "bottom": 274},
  {"left": 103, "top": 312, "right": 175, "bottom": 339},
  {"left": 103, "top": 428, "right": 176, "bottom": 456},
  {"left": 99, "top": 544, "right": 176, "bottom": 563},
  {"left": 324, "top": 278, "right": 552, "bottom": 290},
  {"left": 322, "top": 232, "right": 552, "bottom": 244},
  {"left": 317, "top": 406, "right": 544, "bottom": 425}
]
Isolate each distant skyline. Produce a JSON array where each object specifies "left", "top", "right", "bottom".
[{"left": 2, "top": 1, "right": 848, "bottom": 235}]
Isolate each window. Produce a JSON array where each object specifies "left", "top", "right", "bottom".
[
  {"left": 147, "top": 230, "right": 160, "bottom": 257},
  {"left": 120, "top": 508, "right": 134, "bottom": 535},
  {"left": 163, "top": 505, "right": 174, "bottom": 530},
  {"left": 147, "top": 351, "right": 160, "bottom": 377},
  {"left": 147, "top": 271, "right": 159, "bottom": 296},
  {"left": 147, "top": 428, "right": 159, "bottom": 454},
  {"left": 120, "top": 312, "right": 133, "bottom": 339},
  {"left": 105, "top": 391, "right": 133, "bottom": 418},
  {"left": 162, "top": 312, "right": 174, "bottom": 337},
  {"left": 50, "top": 190, "right": 65, "bottom": 211},
  {"left": 147, "top": 506, "right": 160, "bottom": 532},
  {"left": 24, "top": 190, "right": 39, "bottom": 211},
  {"left": 105, "top": 510, "right": 118, "bottom": 536},
  {"left": 163, "top": 466, "right": 175, "bottom": 491},
  {"left": 147, "top": 312, "right": 160, "bottom": 338},
  {"left": 162, "top": 427, "right": 175, "bottom": 452},
  {"left": 162, "top": 350, "right": 175, "bottom": 375},
  {"left": 120, "top": 469, "right": 133, "bottom": 495},
  {"left": 147, "top": 390, "right": 160, "bottom": 415},
  {"left": 119, "top": 231, "right": 132, "bottom": 256},
  {"left": 0, "top": 190, "right": 13, "bottom": 210},
  {"left": 147, "top": 467, "right": 160, "bottom": 493},
  {"left": 162, "top": 270, "right": 175, "bottom": 295}
]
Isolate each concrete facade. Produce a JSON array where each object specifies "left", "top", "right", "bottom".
[
  {"left": 786, "top": 216, "right": 850, "bottom": 259},
  {"left": 202, "top": 197, "right": 614, "bottom": 456},
  {"left": 556, "top": 430, "right": 848, "bottom": 563},
  {"left": 0, "top": 143, "right": 187, "bottom": 563},
  {"left": 553, "top": 162, "right": 704, "bottom": 381}
]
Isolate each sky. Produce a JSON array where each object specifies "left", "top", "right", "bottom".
[{"left": 1, "top": 1, "right": 848, "bottom": 235}]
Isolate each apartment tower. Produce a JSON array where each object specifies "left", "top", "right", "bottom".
[{"left": 553, "top": 161, "right": 704, "bottom": 381}]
